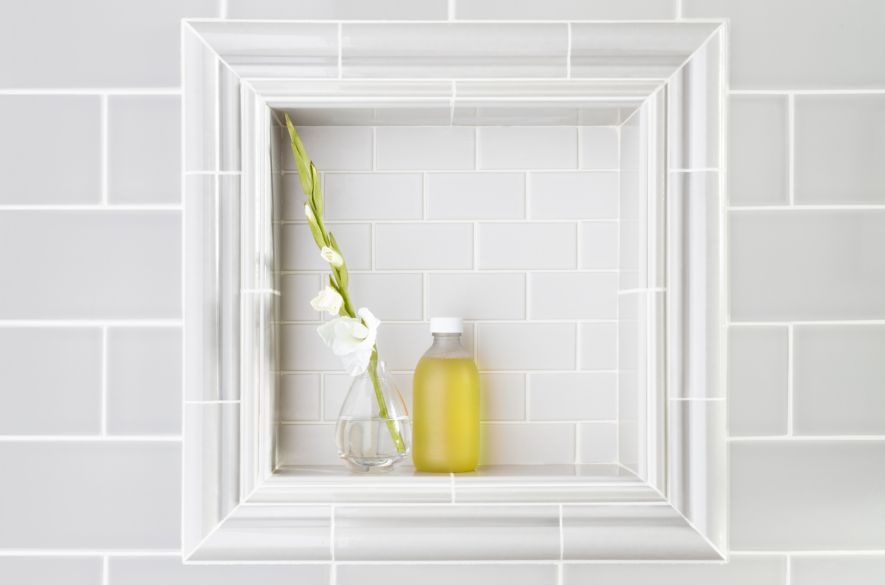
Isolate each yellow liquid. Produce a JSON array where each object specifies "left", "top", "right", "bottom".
[{"left": 412, "top": 357, "right": 480, "bottom": 473}]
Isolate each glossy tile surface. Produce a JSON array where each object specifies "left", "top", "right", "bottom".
[
  {"left": 791, "top": 556, "right": 885, "bottom": 585},
  {"left": 0, "top": 96, "right": 100, "bottom": 204},
  {"left": 427, "top": 172, "right": 526, "bottom": 219},
  {"left": 0, "top": 557, "right": 102, "bottom": 585},
  {"left": 0, "top": 328, "right": 101, "bottom": 435},
  {"left": 108, "top": 557, "right": 328, "bottom": 585},
  {"left": 728, "top": 95, "right": 789, "bottom": 206},
  {"left": 731, "top": 442, "right": 885, "bottom": 549},
  {"left": 730, "top": 211, "right": 885, "bottom": 321},
  {"left": 795, "top": 95, "right": 885, "bottom": 204},
  {"left": 0, "top": 211, "right": 180, "bottom": 318},
  {"left": 106, "top": 327, "right": 181, "bottom": 435},
  {"left": 528, "top": 172, "right": 619, "bottom": 219},
  {"left": 794, "top": 325, "right": 885, "bottom": 434},
  {"left": 728, "top": 326, "right": 789, "bottom": 436},
  {"left": 563, "top": 556, "right": 786, "bottom": 584}
]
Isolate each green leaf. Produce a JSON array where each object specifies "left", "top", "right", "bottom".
[
  {"left": 283, "top": 113, "right": 313, "bottom": 197},
  {"left": 304, "top": 203, "right": 327, "bottom": 248},
  {"left": 309, "top": 162, "right": 323, "bottom": 218}
]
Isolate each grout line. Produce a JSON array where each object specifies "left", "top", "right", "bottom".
[
  {"left": 786, "top": 554, "right": 792, "bottom": 585},
  {"left": 219, "top": 0, "right": 228, "bottom": 18},
  {"left": 450, "top": 473, "right": 456, "bottom": 502},
  {"left": 422, "top": 272, "right": 429, "bottom": 321},
  {"left": 0, "top": 204, "right": 182, "bottom": 211},
  {"left": 729, "top": 435, "right": 885, "bottom": 442},
  {"left": 730, "top": 319, "right": 885, "bottom": 327},
  {"left": 614, "top": 122, "right": 621, "bottom": 465},
  {"left": 0, "top": 435, "right": 183, "bottom": 442},
  {"left": 102, "top": 555, "right": 109, "bottom": 585},
  {"left": 0, "top": 319, "right": 182, "bottom": 328},
  {"left": 100, "top": 95, "right": 109, "bottom": 205},
  {"left": 371, "top": 127, "right": 377, "bottom": 171},
  {"left": 422, "top": 172, "right": 429, "bottom": 219},
  {"left": 447, "top": 0, "right": 454, "bottom": 21},
  {"left": 788, "top": 93, "right": 796, "bottom": 205},
  {"left": 330, "top": 506, "right": 336, "bottom": 562},
  {"left": 787, "top": 324, "right": 795, "bottom": 436},
  {"left": 729, "top": 204, "right": 885, "bottom": 211},
  {"left": 0, "top": 88, "right": 183, "bottom": 96},
  {"left": 729, "top": 88, "right": 885, "bottom": 95},
  {"left": 100, "top": 326, "right": 108, "bottom": 436}
]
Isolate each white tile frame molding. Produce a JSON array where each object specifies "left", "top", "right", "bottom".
[{"left": 182, "top": 20, "right": 728, "bottom": 562}]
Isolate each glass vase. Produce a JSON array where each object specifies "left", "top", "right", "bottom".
[{"left": 335, "top": 354, "right": 411, "bottom": 472}]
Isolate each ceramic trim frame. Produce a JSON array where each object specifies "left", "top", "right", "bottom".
[{"left": 182, "top": 19, "right": 728, "bottom": 563}]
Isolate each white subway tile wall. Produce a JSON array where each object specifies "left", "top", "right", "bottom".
[
  {"left": 276, "top": 123, "right": 620, "bottom": 470},
  {"left": 2, "top": 0, "right": 884, "bottom": 583}
]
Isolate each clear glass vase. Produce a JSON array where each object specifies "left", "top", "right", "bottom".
[{"left": 335, "top": 354, "right": 411, "bottom": 472}]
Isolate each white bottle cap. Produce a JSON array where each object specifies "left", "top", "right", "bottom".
[{"left": 430, "top": 317, "right": 463, "bottom": 334}]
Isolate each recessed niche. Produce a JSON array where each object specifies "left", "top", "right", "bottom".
[{"left": 183, "top": 20, "right": 726, "bottom": 562}]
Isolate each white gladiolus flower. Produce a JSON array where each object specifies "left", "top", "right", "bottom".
[
  {"left": 316, "top": 308, "right": 380, "bottom": 376},
  {"left": 310, "top": 286, "right": 344, "bottom": 315},
  {"left": 320, "top": 246, "right": 344, "bottom": 267}
]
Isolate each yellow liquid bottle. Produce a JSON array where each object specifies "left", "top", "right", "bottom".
[{"left": 412, "top": 318, "right": 480, "bottom": 473}]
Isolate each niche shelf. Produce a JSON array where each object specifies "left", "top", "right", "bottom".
[{"left": 183, "top": 19, "right": 727, "bottom": 563}]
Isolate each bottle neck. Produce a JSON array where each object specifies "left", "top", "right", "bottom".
[{"left": 426, "top": 332, "right": 470, "bottom": 358}]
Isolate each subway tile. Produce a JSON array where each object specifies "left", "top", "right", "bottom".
[
  {"left": 277, "top": 423, "right": 338, "bottom": 465},
  {"left": 579, "top": 127, "right": 619, "bottom": 169},
  {"left": 684, "top": 0, "right": 885, "bottom": 88},
  {"left": 0, "top": 557, "right": 102, "bottom": 585},
  {"left": 480, "top": 374, "right": 526, "bottom": 421},
  {"left": 279, "top": 374, "right": 321, "bottom": 422},
  {"left": 579, "top": 322, "right": 618, "bottom": 371},
  {"left": 324, "top": 173, "right": 423, "bottom": 220},
  {"left": 342, "top": 23, "right": 567, "bottom": 79},
  {"left": 0, "top": 0, "right": 216, "bottom": 87},
  {"left": 528, "top": 172, "right": 619, "bottom": 220},
  {"left": 478, "top": 223, "right": 576, "bottom": 270},
  {"left": 729, "top": 211, "right": 885, "bottom": 321},
  {"left": 349, "top": 273, "right": 423, "bottom": 321},
  {"left": 375, "top": 127, "right": 475, "bottom": 170},
  {"left": 730, "top": 442, "right": 885, "bottom": 549},
  {"left": 563, "top": 556, "right": 786, "bottom": 585},
  {"left": 478, "top": 127, "right": 577, "bottom": 170},
  {"left": 0, "top": 96, "right": 100, "bottom": 204},
  {"left": 795, "top": 95, "right": 885, "bottom": 204},
  {"left": 455, "top": 0, "right": 674, "bottom": 19},
  {"left": 728, "top": 95, "right": 789, "bottom": 206},
  {"left": 0, "top": 442, "right": 180, "bottom": 548},
  {"left": 529, "top": 373, "right": 617, "bottom": 421},
  {"left": 530, "top": 273, "right": 618, "bottom": 320},
  {"left": 792, "top": 556, "right": 885, "bottom": 585},
  {"left": 107, "top": 327, "right": 181, "bottom": 435},
  {"left": 229, "top": 0, "right": 447, "bottom": 19},
  {"left": 428, "top": 273, "right": 525, "bottom": 320},
  {"left": 338, "top": 564, "right": 557, "bottom": 585},
  {"left": 280, "top": 324, "right": 343, "bottom": 371},
  {"left": 577, "top": 422, "right": 618, "bottom": 464},
  {"left": 794, "top": 325, "right": 885, "bottom": 435},
  {"left": 109, "top": 557, "right": 327, "bottom": 584},
  {"left": 481, "top": 423, "right": 575, "bottom": 465},
  {"left": 108, "top": 96, "right": 180, "bottom": 204},
  {"left": 580, "top": 222, "right": 619, "bottom": 269},
  {"left": 0, "top": 328, "right": 101, "bottom": 434},
  {"left": 376, "top": 322, "right": 437, "bottom": 371},
  {"left": 282, "top": 126, "right": 373, "bottom": 171},
  {"left": 375, "top": 223, "right": 473, "bottom": 269},
  {"left": 280, "top": 223, "right": 371, "bottom": 271},
  {"left": 279, "top": 273, "right": 323, "bottom": 321},
  {"left": 477, "top": 323, "right": 576, "bottom": 371},
  {"left": 0, "top": 211, "right": 180, "bottom": 318},
  {"left": 728, "top": 326, "right": 788, "bottom": 436},
  {"left": 427, "top": 172, "right": 525, "bottom": 220}
]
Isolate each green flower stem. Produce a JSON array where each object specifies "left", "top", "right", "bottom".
[{"left": 285, "top": 113, "right": 406, "bottom": 456}]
